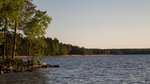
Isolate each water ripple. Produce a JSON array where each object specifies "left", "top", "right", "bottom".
[{"left": 1, "top": 55, "right": 150, "bottom": 84}]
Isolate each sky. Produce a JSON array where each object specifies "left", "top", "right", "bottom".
[{"left": 33, "top": 0, "right": 150, "bottom": 49}]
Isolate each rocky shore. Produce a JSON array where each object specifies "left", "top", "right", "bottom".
[{"left": 0, "top": 58, "right": 59, "bottom": 74}]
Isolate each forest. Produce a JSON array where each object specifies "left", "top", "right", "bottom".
[{"left": 0, "top": 33, "right": 87, "bottom": 56}]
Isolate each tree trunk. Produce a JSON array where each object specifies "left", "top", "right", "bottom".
[
  {"left": 12, "top": 21, "right": 17, "bottom": 58},
  {"left": 2, "top": 28, "right": 6, "bottom": 59},
  {"left": 29, "top": 39, "right": 31, "bottom": 56},
  {"left": 2, "top": 19, "right": 8, "bottom": 59},
  {"left": 26, "top": 38, "right": 28, "bottom": 56},
  {"left": 6, "top": 33, "right": 8, "bottom": 59}
]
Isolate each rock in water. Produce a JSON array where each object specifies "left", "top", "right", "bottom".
[
  {"left": 51, "top": 65, "right": 59, "bottom": 67},
  {"left": 41, "top": 63, "right": 47, "bottom": 66}
]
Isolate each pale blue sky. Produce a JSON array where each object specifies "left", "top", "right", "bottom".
[{"left": 33, "top": 0, "right": 150, "bottom": 49}]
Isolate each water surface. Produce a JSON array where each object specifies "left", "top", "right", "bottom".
[{"left": 1, "top": 55, "right": 150, "bottom": 84}]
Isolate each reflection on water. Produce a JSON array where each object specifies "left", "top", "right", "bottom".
[{"left": 0, "top": 69, "right": 50, "bottom": 84}]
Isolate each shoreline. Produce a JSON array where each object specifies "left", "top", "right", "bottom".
[
  {"left": 2, "top": 54, "right": 150, "bottom": 58},
  {"left": 0, "top": 55, "right": 111, "bottom": 59},
  {"left": 14, "top": 54, "right": 113, "bottom": 58}
]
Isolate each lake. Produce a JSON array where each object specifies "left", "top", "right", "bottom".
[{"left": 1, "top": 55, "right": 150, "bottom": 84}]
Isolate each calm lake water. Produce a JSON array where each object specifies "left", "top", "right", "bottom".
[{"left": 1, "top": 55, "right": 150, "bottom": 84}]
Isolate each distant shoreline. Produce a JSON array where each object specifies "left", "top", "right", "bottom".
[
  {"left": 2, "top": 54, "right": 150, "bottom": 59},
  {"left": 1, "top": 55, "right": 111, "bottom": 59}
]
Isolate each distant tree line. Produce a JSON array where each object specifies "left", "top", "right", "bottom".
[{"left": 87, "top": 49, "right": 150, "bottom": 55}]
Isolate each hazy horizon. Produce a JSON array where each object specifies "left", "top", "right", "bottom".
[{"left": 33, "top": 0, "right": 150, "bottom": 49}]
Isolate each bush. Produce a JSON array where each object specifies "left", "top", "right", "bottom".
[
  {"left": 0, "top": 58, "right": 40, "bottom": 67},
  {"left": 0, "top": 58, "right": 26, "bottom": 66}
]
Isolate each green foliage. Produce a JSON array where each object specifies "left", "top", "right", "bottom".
[
  {"left": 26, "top": 60, "right": 39, "bottom": 66},
  {"left": 69, "top": 46, "right": 87, "bottom": 55},
  {"left": 0, "top": 58, "right": 25, "bottom": 66},
  {"left": 31, "top": 37, "right": 47, "bottom": 57},
  {"left": 0, "top": 0, "right": 3, "bottom": 9},
  {"left": 0, "top": 58, "right": 40, "bottom": 67},
  {"left": 0, "top": 0, "right": 52, "bottom": 58},
  {"left": 0, "top": 34, "right": 88, "bottom": 56},
  {"left": 21, "top": 2, "right": 52, "bottom": 58},
  {"left": 0, "top": 0, "right": 25, "bottom": 28},
  {"left": 23, "top": 10, "right": 52, "bottom": 38},
  {"left": 0, "top": 32, "right": 3, "bottom": 45}
]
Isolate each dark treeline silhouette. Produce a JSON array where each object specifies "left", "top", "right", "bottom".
[{"left": 87, "top": 49, "right": 150, "bottom": 55}]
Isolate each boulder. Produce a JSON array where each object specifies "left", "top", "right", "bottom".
[
  {"left": 0, "top": 71, "right": 4, "bottom": 74},
  {"left": 51, "top": 65, "right": 59, "bottom": 67},
  {"left": 41, "top": 63, "right": 47, "bottom": 66}
]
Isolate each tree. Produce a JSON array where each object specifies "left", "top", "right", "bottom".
[
  {"left": 23, "top": 10, "right": 52, "bottom": 57},
  {"left": 11, "top": 0, "right": 25, "bottom": 58},
  {"left": 0, "top": 33, "right": 3, "bottom": 45},
  {"left": 0, "top": 0, "right": 9, "bottom": 59},
  {"left": 0, "top": 0, "right": 51, "bottom": 59},
  {"left": 0, "top": 0, "right": 25, "bottom": 59},
  {"left": 59, "top": 43, "right": 67, "bottom": 55},
  {"left": 0, "top": 0, "right": 23, "bottom": 59}
]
